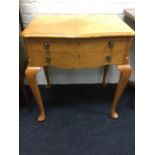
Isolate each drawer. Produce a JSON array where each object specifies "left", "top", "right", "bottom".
[
  {"left": 25, "top": 37, "right": 130, "bottom": 67},
  {"left": 51, "top": 51, "right": 107, "bottom": 68}
]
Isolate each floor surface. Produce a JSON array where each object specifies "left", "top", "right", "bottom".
[{"left": 20, "top": 84, "right": 135, "bottom": 155}]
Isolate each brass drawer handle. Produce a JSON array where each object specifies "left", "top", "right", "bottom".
[
  {"left": 43, "top": 42, "right": 49, "bottom": 49},
  {"left": 105, "top": 55, "right": 112, "bottom": 62},
  {"left": 43, "top": 41, "right": 51, "bottom": 64},
  {"left": 108, "top": 41, "right": 114, "bottom": 49}
]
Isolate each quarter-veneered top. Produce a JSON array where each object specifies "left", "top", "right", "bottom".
[{"left": 21, "top": 15, "right": 135, "bottom": 38}]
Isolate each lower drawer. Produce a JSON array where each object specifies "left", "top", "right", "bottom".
[
  {"left": 51, "top": 51, "right": 107, "bottom": 68},
  {"left": 51, "top": 51, "right": 125, "bottom": 69}
]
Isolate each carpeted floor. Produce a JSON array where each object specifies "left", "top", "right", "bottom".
[{"left": 19, "top": 84, "right": 135, "bottom": 155}]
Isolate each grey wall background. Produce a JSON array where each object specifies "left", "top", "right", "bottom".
[{"left": 19, "top": 0, "right": 135, "bottom": 84}]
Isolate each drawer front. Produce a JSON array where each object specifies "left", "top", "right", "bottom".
[{"left": 26, "top": 37, "right": 130, "bottom": 68}]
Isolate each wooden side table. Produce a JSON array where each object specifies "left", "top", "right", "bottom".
[{"left": 21, "top": 15, "right": 135, "bottom": 121}]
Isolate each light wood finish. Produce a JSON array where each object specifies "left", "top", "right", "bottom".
[
  {"left": 21, "top": 15, "right": 134, "bottom": 38},
  {"left": 102, "top": 65, "right": 109, "bottom": 86},
  {"left": 22, "top": 15, "right": 135, "bottom": 121},
  {"left": 111, "top": 64, "right": 132, "bottom": 119},
  {"left": 25, "top": 67, "right": 45, "bottom": 121},
  {"left": 25, "top": 37, "right": 131, "bottom": 68},
  {"left": 43, "top": 66, "right": 51, "bottom": 88}
]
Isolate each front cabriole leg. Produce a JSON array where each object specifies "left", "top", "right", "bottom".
[
  {"left": 111, "top": 64, "right": 132, "bottom": 119},
  {"left": 25, "top": 66, "right": 46, "bottom": 121}
]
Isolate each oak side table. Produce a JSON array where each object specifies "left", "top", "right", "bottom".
[{"left": 21, "top": 15, "right": 135, "bottom": 121}]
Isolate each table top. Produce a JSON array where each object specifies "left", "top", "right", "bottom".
[{"left": 21, "top": 15, "right": 135, "bottom": 38}]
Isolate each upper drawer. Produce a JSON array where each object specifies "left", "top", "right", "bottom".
[{"left": 26, "top": 37, "right": 129, "bottom": 54}]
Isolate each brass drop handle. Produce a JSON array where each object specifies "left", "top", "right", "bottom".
[
  {"left": 108, "top": 40, "right": 114, "bottom": 49},
  {"left": 43, "top": 41, "right": 51, "bottom": 64},
  {"left": 105, "top": 55, "right": 112, "bottom": 62},
  {"left": 43, "top": 42, "right": 49, "bottom": 49}
]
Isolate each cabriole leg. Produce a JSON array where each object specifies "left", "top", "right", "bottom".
[
  {"left": 25, "top": 66, "right": 46, "bottom": 121},
  {"left": 102, "top": 65, "right": 109, "bottom": 86},
  {"left": 111, "top": 64, "right": 132, "bottom": 119},
  {"left": 43, "top": 66, "right": 51, "bottom": 88}
]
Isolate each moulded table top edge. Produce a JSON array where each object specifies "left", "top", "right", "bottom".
[{"left": 21, "top": 15, "right": 135, "bottom": 38}]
